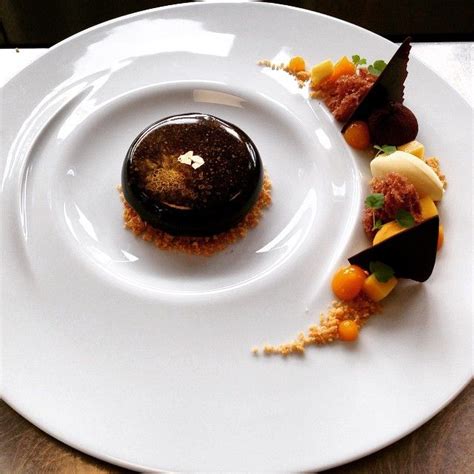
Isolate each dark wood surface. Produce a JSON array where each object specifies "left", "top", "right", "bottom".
[
  {"left": 1, "top": 0, "right": 473, "bottom": 47},
  {"left": 0, "top": 381, "right": 472, "bottom": 473}
]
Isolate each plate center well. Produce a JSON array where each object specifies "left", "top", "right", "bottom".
[{"left": 26, "top": 82, "right": 358, "bottom": 294}]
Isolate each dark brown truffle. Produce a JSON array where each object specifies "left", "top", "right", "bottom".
[
  {"left": 349, "top": 216, "right": 439, "bottom": 282},
  {"left": 368, "top": 102, "right": 418, "bottom": 146},
  {"left": 122, "top": 113, "right": 263, "bottom": 236}
]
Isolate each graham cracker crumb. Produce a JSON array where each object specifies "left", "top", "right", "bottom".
[
  {"left": 120, "top": 174, "right": 272, "bottom": 256},
  {"left": 257, "top": 294, "right": 381, "bottom": 357},
  {"left": 425, "top": 156, "right": 447, "bottom": 189},
  {"left": 258, "top": 59, "right": 310, "bottom": 87}
]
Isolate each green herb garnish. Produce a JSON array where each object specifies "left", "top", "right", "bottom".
[
  {"left": 366, "top": 194, "right": 385, "bottom": 232},
  {"left": 374, "top": 144, "right": 397, "bottom": 156},
  {"left": 352, "top": 54, "right": 367, "bottom": 67},
  {"left": 370, "top": 261, "right": 395, "bottom": 283},
  {"left": 351, "top": 56, "right": 386, "bottom": 75},
  {"left": 373, "top": 59, "right": 387, "bottom": 71},
  {"left": 396, "top": 209, "right": 415, "bottom": 228},
  {"left": 372, "top": 218, "right": 383, "bottom": 231},
  {"left": 368, "top": 59, "right": 387, "bottom": 76},
  {"left": 365, "top": 193, "right": 385, "bottom": 209}
]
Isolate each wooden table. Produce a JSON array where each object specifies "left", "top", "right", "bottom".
[{"left": 1, "top": 44, "right": 472, "bottom": 473}]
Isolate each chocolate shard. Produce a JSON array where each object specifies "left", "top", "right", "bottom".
[
  {"left": 342, "top": 37, "right": 412, "bottom": 132},
  {"left": 348, "top": 216, "right": 439, "bottom": 282}
]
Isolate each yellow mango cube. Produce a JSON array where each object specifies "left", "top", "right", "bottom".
[
  {"left": 288, "top": 56, "right": 306, "bottom": 73},
  {"left": 363, "top": 274, "right": 398, "bottom": 302},
  {"left": 311, "top": 59, "right": 334, "bottom": 87},
  {"left": 419, "top": 196, "right": 438, "bottom": 220},
  {"left": 398, "top": 140, "right": 425, "bottom": 159},
  {"left": 373, "top": 221, "right": 406, "bottom": 245}
]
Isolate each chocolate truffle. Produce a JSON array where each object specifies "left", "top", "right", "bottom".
[
  {"left": 122, "top": 113, "right": 263, "bottom": 236},
  {"left": 368, "top": 102, "right": 418, "bottom": 146}
]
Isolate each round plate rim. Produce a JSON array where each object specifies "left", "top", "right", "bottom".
[{"left": 1, "top": 2, "right": 472, "bottom": 472}]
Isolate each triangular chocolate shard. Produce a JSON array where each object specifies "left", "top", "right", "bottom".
[
  {"left": 348, "top": 216, "right": 439, "bottom": 282},
  {"left": 342, "top": 37, "right": 412, "bottom": 132}
]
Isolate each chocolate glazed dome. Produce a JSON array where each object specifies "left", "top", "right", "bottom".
[{"left": 122, "top": 113, "right": 263, "bottom": 236}]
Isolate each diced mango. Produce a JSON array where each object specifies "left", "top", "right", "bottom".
[
  {"left": 327, "top": 56, "right": 356, "bottom": 82},
  {"left": 419, "top": 196, "right": 438, "bottom": 220},
  {"left": 310, "top": 59, "right": 334, "bottom": 87},
  {"left": 363, "top": 274, "right": 398, "bottom": 302},
  {"left": 373, "top": 221, "right": 406, "bottom": 245},
  {"left": 437, "top": 224, "right": 444, "bottom": 250},
  {"left": 397, "top": 140, "right": 425, "bottom": 159},
  {"left": 288, "top": 56, "right": 306, "bottom": 73}
]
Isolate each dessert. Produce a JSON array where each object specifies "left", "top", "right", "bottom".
[
  {"left": 340, "top": 39, "right": 412, "bottom": 130},
  {"left": 255, "top": 39, "right": 447, "bottom": 356},
  {"left": 370, "top": 151, "right": 444, "bottom": 201},
  {"left": 349, "top": 216, "right": 440, "bottom": 282},
  {"left": 362, "top": 172, "right": 422, "bottom": 240},
  {"left": 122, "top": 113, "right": 264, "bottom": 237},
  {"left": 121, "top": 176, "right": 271, "bottom": 257}
]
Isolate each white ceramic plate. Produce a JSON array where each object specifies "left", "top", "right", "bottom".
[{"left": 1, "top": 3, "right": 472, "bottom": 471}]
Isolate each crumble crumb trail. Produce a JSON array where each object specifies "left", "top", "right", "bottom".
[
  {"left": 119, "top": 174, "right": 272, "bottom": 257},
  {"left": 258, "top": 59, "right": 310, "bottom": 88},
  {"left": 253, "top": 295, "right": 381, "bottom": 357}
]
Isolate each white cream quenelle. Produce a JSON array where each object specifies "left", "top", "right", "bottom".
[{"left": 370, "top": 151, "right": 444, "bottom": 201}]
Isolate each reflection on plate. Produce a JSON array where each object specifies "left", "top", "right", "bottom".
[{"left": 1, "top": 3, "right": 471, "bottom": 471}]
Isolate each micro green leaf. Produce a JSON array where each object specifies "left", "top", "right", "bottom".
[
  {"left": 369, "top": 261, "right": 395, "bottom": 283},
  {"left": 368, "top": 59, "right": 387, "bottom": 76},
  {"left": 373, "top": 60, "right": 387, "bottom": 72},
  {"left": 352, "top": 54, "right": 367, "bottom": 66},
  {"left": 372, "top": 219, "right": 383, "bottom": 231},
  {"left": 396, "top": 209, "right": 415, "bottom": 228},
  {"left": 368, "top": 65, "right": 379, "bottom": 75},
  {"left": 365, "top": 193, "right": 385, "bottom": 209},
  {"left": 374, "top": 144, "right": 397, "bottom": 156}
]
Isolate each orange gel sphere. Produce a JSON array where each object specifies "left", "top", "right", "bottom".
[
  {"left": 331, "top": 265, "right": 367, "bottom": 301},
  {"left": 343, "top": 121, "right": 371, "bottom": 150},
  {"left": 338, "top": 320, "right": 359, "bottom": 341}
]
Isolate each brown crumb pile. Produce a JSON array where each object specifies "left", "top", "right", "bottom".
[
  {"left": 257, "top": 59, "right": 310, "bottom": 88},
  {"left": 311, "top": 69, "right": 377, "bottom": 122},
  {"left": 120, "top": 174, "right": 272, "bottom": 257},
  {"left": 254, "top": 294, "right": 381, "bottom": 356},
  {"left": 363, "top": 172, "right": 422, "bottom": 239},
  {"left": 425, "top": 156, "right": 447, "bottom": 189}
]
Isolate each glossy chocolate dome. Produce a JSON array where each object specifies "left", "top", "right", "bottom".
[{"left": 122, "top": 113, "right": 263, "bottom": 236}]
